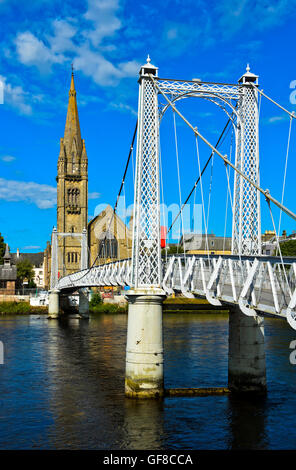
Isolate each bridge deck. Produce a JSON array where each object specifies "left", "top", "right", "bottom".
[{"left": 55, "top": 254, "right": 296, "bottom": 329}]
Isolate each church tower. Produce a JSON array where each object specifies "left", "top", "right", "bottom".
[{"left": 57, "top": 71, "right": 88, "bottom": 275}]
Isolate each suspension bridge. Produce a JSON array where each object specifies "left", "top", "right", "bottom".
[{"left": 48, "top": 56, "right": 296, "bottom": 398}]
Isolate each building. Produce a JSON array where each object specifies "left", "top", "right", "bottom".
[
  {"left": 262, "top": 229, "right": 295, "bottom": 255},
  {"left": 0, "top": 245, "right": 17, "bottom": 294},
  {"left": 88, "top": 205, "right": 132, "bottom": 266},
  {"left": 11, "top": 249, "right": 45, "bottom": 288},
  {"left": 180, "top": 233, "right": 232, "bottom": 255},
  {"left": 43, "top": 72, "right": 132, "bottom": 287},
  {"left": 56, "top": 71, "right": 88, "bottom": 276}
]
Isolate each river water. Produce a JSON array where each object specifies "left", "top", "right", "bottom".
[{"left": 0, "top": 312, "right": 296, "bottom": 450}]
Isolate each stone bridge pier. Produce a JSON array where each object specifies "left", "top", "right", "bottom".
[{"left": 48, "top": 288, "right": 90, "bottom": 319}]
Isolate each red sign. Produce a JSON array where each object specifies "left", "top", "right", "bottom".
[{"left": 160, "top": 226, "right": 167, "bottom": 249}]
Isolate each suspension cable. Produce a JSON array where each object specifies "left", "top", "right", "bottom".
[
  {"left": 195, "top": 133, "right": 210, "bottom": 257},
  {"left": 278, "top": 116, "right": 293, "bottom": 236},
  {"left": 266, "top": 198, "right": 292, "bottom": 299},
  {"left": 251, "top": 83, "right": 296, "bottom": 120},
  {"left": 173, "top": 110, "right": 186, "bottom": 257},
  {"left": 223, "top": 127, "right": 234, "bottom": 252},
  {"left": 150, "top": 74, "right": 296, "bottom": 222},
  {"left": 167, "top": 116, "right": 233, "bottom": 235}
]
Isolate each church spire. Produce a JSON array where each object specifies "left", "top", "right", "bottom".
[{"left": 63, "top": 70, "right": 82, "bottom": 158}]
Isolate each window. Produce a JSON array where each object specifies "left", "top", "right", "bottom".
[
  {"left": 98, "top": 232, "right": 118, "bottom": 259},
  {"left": 67, "top": 252, "right": 78, "bottom": 264},
  {"left": 67, "top": 188, "right": 80, "bottom": 206}
]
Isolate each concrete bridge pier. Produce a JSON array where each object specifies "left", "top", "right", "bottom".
[
  {"left": 79, "top": 288, "right": 90, "bottom": 319},
  {"left": 228, "top": 306, "right": 267, "bottom": 394},
  {"left": 48, "top": 289, "right": 60, "bottom": 319},
  {"left": 125, "top": 289, "right": 166, "bottom": 398}
]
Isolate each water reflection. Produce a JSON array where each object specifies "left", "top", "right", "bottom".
[
  {"left": 227, "top": 395, "right": 268, "bottom": 449},
  {"left": 0, "top": 313, "right": 295, "bottom": 449},
  {"left": 123, "top": 400, "right": 164, "bottom": 450}
]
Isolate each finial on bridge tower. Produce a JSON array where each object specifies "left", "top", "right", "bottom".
[
  {"left": 139, "top": 54, "right": 158, "bottom": 80},
  {"left": 238, "top": 62, "right": 259, "bottom": 85}
]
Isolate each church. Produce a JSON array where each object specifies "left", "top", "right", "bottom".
[{"left": 44, "top": 72, "right": 131, "bottom": 288}]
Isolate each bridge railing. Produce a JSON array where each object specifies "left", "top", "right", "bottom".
[
  {"left": 56, "top": 258, "right": 132, "bottom": 291},
  {"left": 55, "top": 253, "right": 296, "bottom": 326},
  {"left": 162, "top": 254, "right": 296, "bottom": 322}
]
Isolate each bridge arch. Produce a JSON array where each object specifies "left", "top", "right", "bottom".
[{"left": 159, "top": 91, "right": 242, "bottom": 130}]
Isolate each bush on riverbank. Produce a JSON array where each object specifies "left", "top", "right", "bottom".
[
  {"left": 0, "top": 301, "right": 48, "bottom": 315},
  {"left": 90, "top": 303, "right": 127, "bottom": 314},
  {"left": 164, "top": 297, "right": 209, "bottom": 304},
  {"left": 89, "top": 292, "right": 103, "bottom": 308}
]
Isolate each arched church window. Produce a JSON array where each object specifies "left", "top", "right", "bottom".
[{"left": 98, "top": 231, "right": 118, "bottom": 259}]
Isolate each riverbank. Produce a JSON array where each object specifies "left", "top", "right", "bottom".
[
  {"left": 0, "top": 298, "right": 229, "bottom": 315},
  {"left": 163, "top": 297, "right": 229, "bottom": 312},
  {"left": 0, "top": 301, "right": 127, "bottom": 315},
  {"left": 0, "top": 302, "right": 48, "bottom": 315}
]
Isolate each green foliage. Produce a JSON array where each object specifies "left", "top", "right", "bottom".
[
  {"left": 28, "top": 280, "right": 37, "bottom": 288},
  {"left": 0, "top": 302, "right": 48, "bottom": 315},
  {"left": 161, "top": 245, "right": 182, "bottom": 256},
  {"left": 0, "top": 233, "right": 6, "bottom": 265},
  {"left": 16, "top": 259, "right": 34, "bottom": 284},
  {"left": 90, "top": 302, "right": 127, "bottom": 314},
  {"left": 89, "top": 292, "right": 103, "bottom": 308},
  {"left": 274, "top": 240, "right": 296, "bottom": 257}
]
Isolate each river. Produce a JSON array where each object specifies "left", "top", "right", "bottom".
[{"left": 0, "top": 312, "right": 296, "bottom": 450}]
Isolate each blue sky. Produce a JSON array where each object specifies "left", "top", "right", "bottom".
[{"left": 1, "top": 0, "right": 296, "bottom": 251}]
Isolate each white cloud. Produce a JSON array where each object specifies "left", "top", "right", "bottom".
[
  {"left": 73, "top": 47, "right": 139, "bottom": 86},
  {"left": 267, "top": 115, "right": 287, "bottom": 124},
  {"left": 215, "top": 0, "right": 296, "bottom": 37},
  {"left": 49, "top": 19, "right": 77, "bottom": 54},
  {"left": 13, "top": 0, "right": 139, "bottom": 87},
  {"left": 23, "top": 245, "right": 41, "bottom": 250},
  {"left": 110, "top": 101, "right": 137, "bottom": 116},
  {"left": 0, "top": 74, "right": 33, "bottom": 115},
  {"left": 15, "top": 31, "right": 65, "bottom": 72},
  {"left": 89, "top": 191, "right": 101, "bottom": 199},
  {"left": 1, "top": 155, "right": 16, "bottom": 162},
  {"left": 0, "top": 178, "right": 56, "bottom": 209},
  {"left": 83, "top": 0, "right": 121, "bottom": 46}
]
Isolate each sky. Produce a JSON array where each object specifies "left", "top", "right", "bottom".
[{"left": 1, "top": 0, "right": 296, "bottom": 251}]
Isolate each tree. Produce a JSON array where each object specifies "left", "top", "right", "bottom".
[
  {"left": 274, "top": 239, "right": 296, "bottom": 257},
  {"left": 16, "top": 260, "right": 35, "bottom": 287},
  {"left": 0, "top": 233, "right": 6, "bottom": 265},
  {"left": 161, "top": 244, "right": 183, "bottom": 256},
  {"left": 90, "top": 292, "right": 103, "bottom": 308}
]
